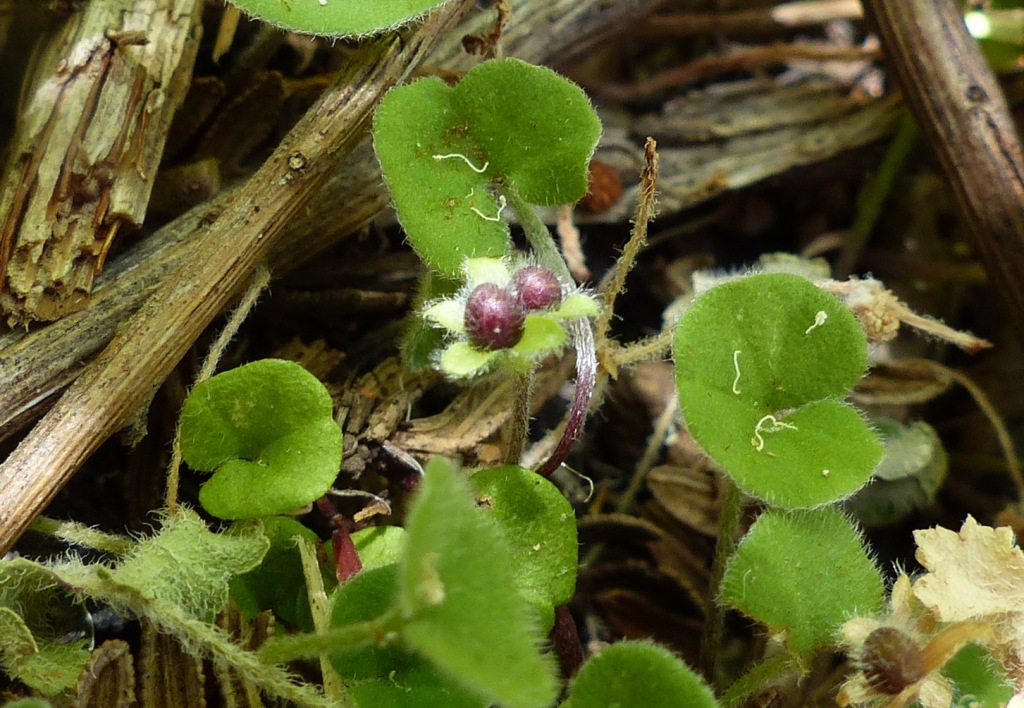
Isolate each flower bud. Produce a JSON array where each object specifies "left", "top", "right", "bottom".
[
  {"left": 860, "top": 627, "right": 925, "bottom": 695},
  {"left": 464, "top": 283, "right": 526, "bottom": 350},
  {"left": 512, "top": 265, "right": 562, "bottom": 311}
]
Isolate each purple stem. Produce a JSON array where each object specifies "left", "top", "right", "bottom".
[
  {"left": 550, "top": 605, "right": 585, "bottom": 681},
  {"left": 536, "top": 318, "right": 597, "bottom": 478}
]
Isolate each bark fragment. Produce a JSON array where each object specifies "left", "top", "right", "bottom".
[{"left": 0, "top": 0, "right": 202, "bottom": 322}]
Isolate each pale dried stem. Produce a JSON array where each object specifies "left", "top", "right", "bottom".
[
  {"left": 595, "top": 137, "right": 659, "bottom": 344},
  {"left": 913, "top": 358, "right": 1024, "bottom": 499},
  {"left": 555, "top": 204, "right": 591, "bottom": 282}
]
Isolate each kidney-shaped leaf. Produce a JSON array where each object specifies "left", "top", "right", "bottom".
[
  {"left": 674, "top": 273, "right": 882, "bottom": 508},
  {"left": 374, "top": 58, "right": 601, "bottom": 276},
  {"left": 721, "top": 508, "right": 884, "bottom": 657},
  {"left": 564, "top": 641, "right": 720, "bottom": 708},
  {"left": 469, "top": 465, "right": 577, "bottom": 621},
  {"left": 179, "top": 359, "right": 343, "bottom": 519},
  {"left": 225, "top": 0, "right": 452, "bottom": 37}
]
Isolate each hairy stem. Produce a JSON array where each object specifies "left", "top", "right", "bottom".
[{"left": 701, "top": 477, "right": 744, "bottom": 690}]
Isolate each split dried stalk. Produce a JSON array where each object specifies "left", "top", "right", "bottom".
[
  {"left": 862, "top": 0, "right": 1024, "bottom": 342},
  {"left": 0, "top": 1, "right": 475, "bottom": 555},
  {"left": 0, "top": 0, "right": 203, "bottom": 322}
]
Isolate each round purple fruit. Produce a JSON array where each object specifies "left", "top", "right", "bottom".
[
  {"left": 512, "top": 265, "right": 562, "bottom": 311},
  {"left": 464, "top": 283, "right": 526, "bottom": 350}
]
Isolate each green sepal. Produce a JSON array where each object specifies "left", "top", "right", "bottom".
[
  {"left": 552, "top": 293, "right": 600, "bottom": 319},
  {"left": 440, "top": 341, "right": 499, "bottom": 378}
]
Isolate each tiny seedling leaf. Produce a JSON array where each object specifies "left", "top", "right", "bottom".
[
  {"left": 374, "top": 58, "right": 601, "bottom": 276},
  {"left": 179, "top": 359, "right": 343, "bottom": 519},
  {"left": 230, "top": 516, "right": 325, "bottom": 630},
  {"left": 564, "top": 641, "right": 721, "bottom": 708},
  {"left": 721, "top": 507, "right": 884, "bottom": 657},
  {"left": 469, "top": 465, "right": 577, "bottom": 624},
  {"left": 397, "top": 458, "right": 558, "bottom": 708},
  {"left": 674, "top": 272, "right": 883, "bottom": 508},
  {"left": 224, "top": 0, "right": 451, "bottom": 38}
]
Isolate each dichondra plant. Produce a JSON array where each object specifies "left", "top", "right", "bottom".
[{"left": 3, "top": 29, "right": 1014, "bottom": 707}]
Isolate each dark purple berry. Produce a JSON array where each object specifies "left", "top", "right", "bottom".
[
  {"left": 512, "top": 265, "right": 562, "bottom": 311},
  {"left": 464, "top": 283, "right": 526, "bottom": 350}
]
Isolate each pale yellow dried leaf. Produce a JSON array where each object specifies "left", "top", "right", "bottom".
[{"left": 913, "top": 515, "right": 1024, "bottom": 621}]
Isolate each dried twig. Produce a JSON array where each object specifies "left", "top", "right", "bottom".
[
  {"left": 0, "top": 0, "right": 203, "bottom": 322},
  {"left": 862, "top": 0, "right": 1024, "bottom": 344},
  {"left": 597, "top": 42, "right": 880, "bottom": 102}
]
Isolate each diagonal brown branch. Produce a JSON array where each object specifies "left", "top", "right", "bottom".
[{"left": 862, "top": 0, "right": 1024, "bottom": 343}]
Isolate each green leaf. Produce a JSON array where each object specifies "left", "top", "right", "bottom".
[
  {"left": 468, "top": 466, "right": 577, "bottom": 620},
  {"left": 564, "top": 641, "right": 720, "bottom": 708},
  {"left": 374, "top": 58, "right": 601, "bottom": 276},
  {"left": 720, "top": 508, "right": 883, "bottom": 657},
  {"left": 845, "top": 419, "right": 948, "bottom": 527},
  {"left": 552, "top": 293, "right": 600, "bottom": 319},
  {"left": 328, "top": 565, "right": 408, "bottom": 679},
  {"left": 397, "top": 458, "right": 558, "bottom": 708},
  {"left": 347, "top": 662, "right": 487, "bottom": 708},
  {"left": 351, "top": 525, "right": 407, "bottom": 571},
  {"left": 945, "top": 643, "right": 1015, "bottom": 705},
  {"left": 111, "top": 509, "right": 269, "bottom": 621},
  {"left": 179, "top": 359, "right": 343, "bottom": 519},
  {"left": 230, "top": 516, "right": 325, "bottom": 629},
  {"left": 674, "top": 273, "right": 883, "bottom": 508},
  {"left": 224, "top": 0, "right": 451, "bottom": 38},
  {"left": 0, "top": 561, "right": 90, "bottom": 695}
]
